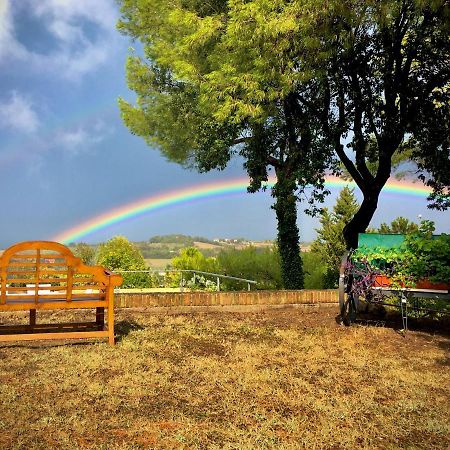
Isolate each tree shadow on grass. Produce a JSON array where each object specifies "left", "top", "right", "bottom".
[
  {"left": 0, "top": 340, "right": 96, "bottom": 350},
  {"left": 369, "top": 310, "right": 448, "bottom": 334},
  {"left": 435, "top": 342, "right": 450, "bottom": 367},
  {"left": 336, "top": 307, "right": 450, "bottom": 337},
  {"left": 115, "top": 319, "right": 145, "bottom": 343},
  {"left": 0, "top": 320, "right": 145, "bottom": 348}
]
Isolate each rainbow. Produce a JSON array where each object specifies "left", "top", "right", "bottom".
[{"left": 52, "top": 176, "right": 433, "bottom": 244}]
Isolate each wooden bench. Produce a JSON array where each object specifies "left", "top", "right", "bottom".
[{"left": 0, "top": 241, "right": 122, "bottom": 345}]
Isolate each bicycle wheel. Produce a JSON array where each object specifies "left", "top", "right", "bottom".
[
  {"left": 340, "top": 293, "right": 358, "bottom": 325},
  {"left": 339, "top": 252, "right": 358, "bottom": 325}
]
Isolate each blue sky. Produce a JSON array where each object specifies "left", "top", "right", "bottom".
[{"left": 0, "top": 0, "right": 448, "bottom": 248}]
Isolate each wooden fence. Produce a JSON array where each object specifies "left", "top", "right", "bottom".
[{"left": 115, "top": 289, "right": 338, "bottom": 309}]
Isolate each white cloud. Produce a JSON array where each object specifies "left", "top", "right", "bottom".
[
  {"left": 0, "top": 91, "right": 40, "bottom": 133},
  {"left": 32, "top": 0, "right": 117, "bottom": 31},
  {"left": 57, "top": 128, "right": 88, "bottom": 149},
  {"left": 0, "top": 0, "right": 121, "bottom": 81},
  {"left": 0, "top": 0, "right": 27, "bottom": 60},
  {"left": 54, "top": 120, "right": 113, "bottom": 155},
  {"left": 47, "top": 19, "right": 86, "bottom": 44}
]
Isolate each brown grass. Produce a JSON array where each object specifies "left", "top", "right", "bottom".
[
  {"left": 192, "top": 241, "right": 222, "bottom": 250},
  {"left": 0, "top": 306, "right": 449, "bottom": 449},
  {"left": 145, "top": 259, "right": 172, "bottom": 269}
]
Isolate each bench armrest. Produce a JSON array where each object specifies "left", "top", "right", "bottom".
[{"left": 104, "top": 270, "right": 123, "bottom": 287}]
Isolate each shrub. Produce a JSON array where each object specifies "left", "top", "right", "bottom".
[{"left": 96, "top": 236, "right": 153, "bottom": 288}]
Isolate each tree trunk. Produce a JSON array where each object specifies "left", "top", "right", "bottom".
[
  {"left": 343, "top": 193, "right": 380, "bottom": 250},
  {"left": 273, "top": 177, "right": 304, "bottom": 289}
]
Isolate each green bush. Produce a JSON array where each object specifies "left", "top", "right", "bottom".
[
  {"left": 97, "top": 236, "right": 153, "bottom": 289},
  {"left": 303, "top": 252, "right": 328, "bottom": 289},
  {"left": 216, "top": 246, "right": 283, "bottom": 291}
]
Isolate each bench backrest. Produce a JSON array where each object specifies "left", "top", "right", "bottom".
[{"left": 0, "top": 241, "right": 122, "bottom": 305}]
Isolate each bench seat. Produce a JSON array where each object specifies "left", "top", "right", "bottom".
[{"left": 0, "top": 241, "right": 122, "bottom": 345}]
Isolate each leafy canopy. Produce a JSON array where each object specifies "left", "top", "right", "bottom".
[
  {"left": 378, "top": 217, "right": 419, "bottom": 235},
  {"left": 97, "top": 236, "right": 146, "bottom": 271},
  {"left": 118, "top": 0, "right": 335, "bottom": 196}
]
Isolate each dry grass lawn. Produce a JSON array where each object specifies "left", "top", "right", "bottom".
[
  {"left": 144, "top": 259, "right": 172, "bottom": 269},
  {"left": 0, "top": 306, "right": 449, "bottom": 449}
]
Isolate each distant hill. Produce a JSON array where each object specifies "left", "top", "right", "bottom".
[
  {"left": 148, "top": 234, "right": 218, "bottom": 246},
  {"left": 1, "top": 235, "right": 311, "bottom": 259},
  {"left": 135, "top": 235, "right": 224, "bottom": 259}
]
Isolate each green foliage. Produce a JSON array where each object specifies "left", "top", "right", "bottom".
[
  {"left": 403, "top": 221, "right": 450, "bottom": 283},
  {"left": 378, "top": 217, "right": 419, "bottom": 234},
  {"left": 353, "top": 221, "right": 450, "bottom": 286},
  {"left": 71, "top": 243, "right": 96, "bottom": 265},
  {"left": 148, "top": 234, "right": 217, "bottom": 245},
  {"left": 137, "top": 245, "right": 178, "bottom": 259},
  {"left": 96, "top": 236, "right": 152, "bottom": 288},
  {"left": 302, "top": 252, "right": 327, "bottom": 289},
  {"left": 171, "top": 247, "right": 219, "bottom": 272},
  {"left": 97, "top": 236, "right": 146, "bottom": 270},
  {"left": 117, "top": 0, "right": 339, "bottom": 290},
  {"left": 149, "top": 235, "right": 195, "bottom": 245},
  {"left": 311, "top": 187, "right": 359, "bottom": 287},
  {"left": 216, "top": 246, "right": 283, "bottom": 290},
  {"left": 167, "top": 247, "right": 219, "bottom": 288},
  {"left": 117, "top": 0, "right": 449, "bottom": 268}
]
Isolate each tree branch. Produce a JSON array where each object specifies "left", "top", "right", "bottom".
[
  {"left": 267, "top": 155, "right": 281, "bottom": 168},
  {"left": 232, "top": 137, "right": 251, "bottom": 145}
]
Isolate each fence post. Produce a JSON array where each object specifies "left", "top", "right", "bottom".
[{"left": 217, "top": 277, "right": 220, "bottom": 291}]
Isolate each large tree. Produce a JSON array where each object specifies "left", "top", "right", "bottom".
[
  {"left": 117, "top": 1, "right": 335, "bottom": 289},
  {"left": 117, "top": 0, "right": 449, "bottom": 277},
  {"left": 311, "top": 0, "right": 450, "bottom": 248}
]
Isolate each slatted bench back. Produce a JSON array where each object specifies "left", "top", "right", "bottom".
[{"left": 0, "top": 241, "right": 111, "bottom": 306}]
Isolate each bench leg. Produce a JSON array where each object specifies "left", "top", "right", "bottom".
[
  {"left": 30, "top": 309, "right": 36, "bottom": 326},
  {"left": 107, "top": 303, "right": 114, "bottom": 346},
  {"left": 96, "top": 307, "right": 105, "bottom": 330}
]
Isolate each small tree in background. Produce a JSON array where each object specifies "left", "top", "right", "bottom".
[
  {"left": 217, "top": 246, "right": 283, "bottom": 291},
  {"left": 302, "top": 252, "right": 328, "bottom": 290},
  {"left": 72, "top": 242, "right": 96, "bottom": 266},
  {"left": 378, "top": 217, "right": 419, "bottom": 234},
  {"left": 168, "top": 247, "right": 219, "bottom": 289},
  {"left": 97, "top": 236, "right": 152, "bottom": 288},
  {"left": 367, "top": 217, "right": 419, "bottom": 234},
  {"left": 311, "top": 187, "right": 359, "bottom": 287},
  {"left": 171, "top": 247, "right": 219, "bottom": 272}
]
